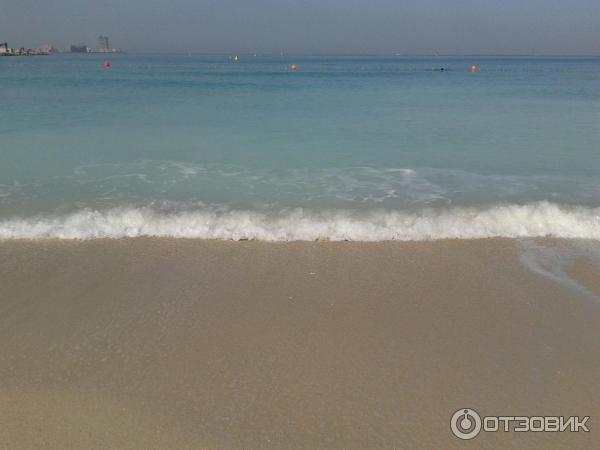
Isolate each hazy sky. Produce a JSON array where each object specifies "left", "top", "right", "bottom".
[{"left": 1, "top": 0, "right": 599, "bottom": 54}]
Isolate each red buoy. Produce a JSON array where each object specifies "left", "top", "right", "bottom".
[{"left": 104, "top": 61, "right": 112, "bottom": 69}]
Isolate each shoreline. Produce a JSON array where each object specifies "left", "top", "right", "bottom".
[
  {"left": 1, "top": 238, "right": 599, "bottom": 448},
  {"left": 0, "top": 201, "right": 599, "bottom": 241}
]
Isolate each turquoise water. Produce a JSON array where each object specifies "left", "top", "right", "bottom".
[{"left": 1, "top": 54, "right": 599, "bottom": 240}]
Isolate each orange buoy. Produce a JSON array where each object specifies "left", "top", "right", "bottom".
[
  {"left": 470, "top": 64, "right": 478, "bottom": 73},
  {"left": 104, "top": 60, "right": 112, "bottom": 69},
  {"left": 290, "top": 63, "right": 297, "bottom": 72}
]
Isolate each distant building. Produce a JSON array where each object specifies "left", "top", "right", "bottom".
[
  {"left": 98, "top": 36, "right": 110, "bottom": 52},
  {"left": 38, "top": 44, "right": 58, "bottom": 54},
  {"left": 0, "top": 42, "right": 43, "bottom": 57},
  {"left": 70, "top": 44, "right": 89, "bottom": 53}
]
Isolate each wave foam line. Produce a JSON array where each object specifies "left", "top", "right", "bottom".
[{"left": 0, "top": 202, "right": 599, "bottom": 241}]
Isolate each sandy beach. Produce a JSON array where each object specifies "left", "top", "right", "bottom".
[{"left": 1, "top": 238, "right": 599, "bottom": 449}]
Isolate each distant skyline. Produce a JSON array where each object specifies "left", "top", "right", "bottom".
[{"left": 1, "top": 0, "right": 599, "bottom": 55}]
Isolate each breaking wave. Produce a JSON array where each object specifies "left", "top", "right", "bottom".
[{"left": 0, "top": 202, "right": 599, "bottom": 241}]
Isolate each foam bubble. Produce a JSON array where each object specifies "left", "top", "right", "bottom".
[{"left": 0, "top": 201, "right": 599, "bottom": 241}]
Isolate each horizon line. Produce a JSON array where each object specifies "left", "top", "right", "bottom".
[{"left": 50, "top": 51, "right": 600, "bottom": 58}]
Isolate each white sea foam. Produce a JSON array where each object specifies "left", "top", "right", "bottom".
[{"left": 0, "top": 201, "right": 599, "bottom": 241}]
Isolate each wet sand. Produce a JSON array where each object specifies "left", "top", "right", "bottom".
[{"left": 0, "top": 238, "right": 599, "bottom": 449}]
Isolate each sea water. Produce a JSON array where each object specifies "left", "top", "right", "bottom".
[{"left": 1, "top": 54, "right": 599, "bottom": 240}]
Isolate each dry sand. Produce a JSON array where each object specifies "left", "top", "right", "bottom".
[{"left": 0, "top": 238, "right": 599, "bottom": 449}]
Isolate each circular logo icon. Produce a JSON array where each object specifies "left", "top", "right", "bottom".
[{"left": 450, "top": 408, "right": 482, "bottom": 440}]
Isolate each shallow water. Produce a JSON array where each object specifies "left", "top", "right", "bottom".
[{"left": 1, "top": 55, "right": 599, "bottom": 239}]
